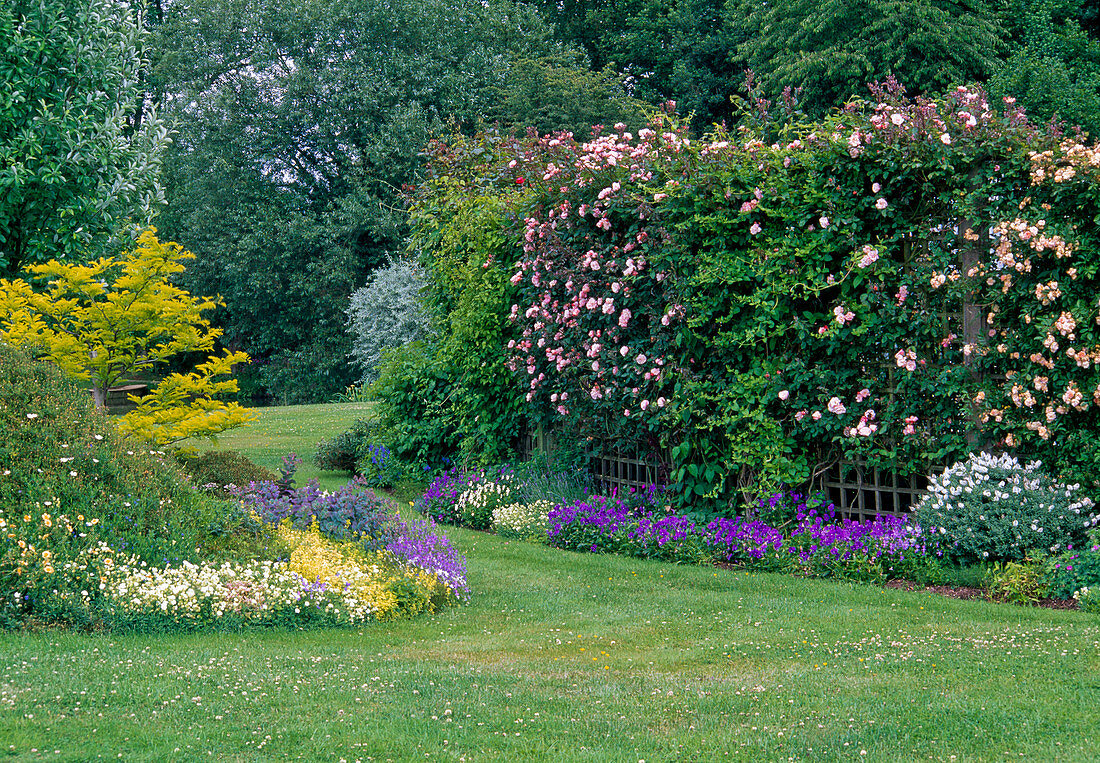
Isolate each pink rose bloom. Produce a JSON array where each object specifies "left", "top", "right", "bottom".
[
  {"left": 778, "top": 390, "right": 790, "bottom": 401},
  {"left": 827, "top": 397, "right": 846, "bottom": 415},
  {"left": 811, "top": 410, "right": 822, "bottom": 421},
  {"left": 618, "top": 308, "right": 632, "bottom": 328},
  {"left": 875, "top": 198, "right": 888, "bottom": 210},
  {"left": 749, "top": 222, "right": 762, "bottom": 236}
]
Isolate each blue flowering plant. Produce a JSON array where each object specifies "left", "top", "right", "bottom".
[{"left": 356, "top": 442, "right": 404, "bottom": 488}]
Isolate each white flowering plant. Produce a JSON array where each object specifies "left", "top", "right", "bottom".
[
  {"left": 1074, "top": 586, "right": 1100, "bottom": 614},
  {"left": 492, "top": 500, "right": 551, "bottom": 542},
  {"left": 456, "top": 478, "right": 515, "bottom": 531},
  {"left": 914, "top": 452, "right": 1097, "bottom": 565},
  {"left": 101, "top": 557, "right": 373, "bottom": 629}
]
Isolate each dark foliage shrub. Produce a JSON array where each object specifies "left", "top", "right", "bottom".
[
  {"left": 174, "top": 449, "right": 277, "bottom": 497},
  {"left": 315, "top": 419, "right": 371, "bottom": 474},
  {"left": 235, "top": 456, "right": 401, "bottom": 550}
]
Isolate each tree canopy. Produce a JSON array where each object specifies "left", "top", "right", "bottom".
[
  {"left": 21, "top": 0, "right": 1095, "bottom": 406},
  {"left": 151, "top": 0, "right": 638, "bottom": 401},
  {"left": 0, "top": 229, "right": 255, "bottom": 445}
]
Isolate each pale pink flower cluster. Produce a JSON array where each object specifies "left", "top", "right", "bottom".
[
  {"left": 901, "top": 415, "right": 919, "bottom": 436},
  {"left": 1063, "top": 382, "right": 1086, "bottom": 411},
  {"left": 1054, "top": 311, "right": 1077, "bottom": 337},
  {"left": 856, "top": 245, "right": 879, "bottom": 268},
  {"left": 1025, "top": 420, "right": 1052, "bottom": 440},
  {"left": 827, "top": 397, "right": 846, "bottom": 415},
  {"left": 1034, "top": 280, "right": 1062, "bottom": 305},
  {"left": 504, "top": 123, "right": 688, "bottom": 425},
  {"left": 894, "top": 348, "right": 917, "bottom": 372},
  {"left": 833, "top": 305, "right": 855, "bottom": 325},
  {"left": 1010, "top": 384, "right": 1038, "bottom": 408},
  {"left": 1068, "top": 347, "right": 1096, "bottom": 368},
  {"left": 844, "top": 409, "right": 878, "bottom": 438}
]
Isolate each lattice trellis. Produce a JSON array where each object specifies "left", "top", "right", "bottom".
[{"left": 816, "top": 459, "right": 942, "bottom": 521}]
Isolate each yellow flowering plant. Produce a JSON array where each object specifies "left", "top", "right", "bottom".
[{"left": 278, "top": 521, "right": 445, "bottom": 622}]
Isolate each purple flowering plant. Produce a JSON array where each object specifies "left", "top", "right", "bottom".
[
  {"left": 386, "top": 517, "right": 469, "bottom": 601},
  {"left": 545, "top": 487, "right": 933, "bottom": 582},
  {"left": 235, "top": 455, "right": 470, "bottom": 602},
  {"left": 416, "top": 465, "right": 517, "bottom": 525}
]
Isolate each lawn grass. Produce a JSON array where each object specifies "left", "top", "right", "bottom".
[
  {"left": 183, "top": 402, "right": 374, "bottom": 491},
  {"left": 3, "top": 404, "right": 1098, "bottom": 761}
]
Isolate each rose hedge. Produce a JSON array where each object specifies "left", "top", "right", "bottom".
[{"left": 404, "top": 83, "right": 1100, "bottom": 514}]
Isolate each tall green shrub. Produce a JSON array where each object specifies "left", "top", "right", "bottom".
[{"left": 367, "top": 131, "right": 530, "bottom": 467}]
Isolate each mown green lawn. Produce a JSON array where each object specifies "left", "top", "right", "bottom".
[
  {"left": 3, "top": 404, "right": 1098, "bottom": 761},
  {"left": 184, "top": 402, "right": 374, "bottom": 491}
]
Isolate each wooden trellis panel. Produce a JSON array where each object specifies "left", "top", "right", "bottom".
[
  {"left": 817, "top": 460, "right": 939, "bottom": 521},
  {"left": 590, "top": 451, "right": 663, "bottom": 495},
  {"left": 518, "top": 429, "right": 664, "bottom": 496}
]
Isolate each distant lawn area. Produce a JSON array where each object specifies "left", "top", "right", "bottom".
[
  {"left": 3, "top": 403, "right": 1098, "bottom": 760},
  {"left": 184, "top": 402, "right": 374, "bottom": 491}
]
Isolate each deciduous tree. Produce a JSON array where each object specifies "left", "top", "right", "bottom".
[{"left": 0, "top": 228, "right": 255, "bottom": 445}]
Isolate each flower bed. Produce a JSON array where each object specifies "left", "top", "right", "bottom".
[
  {"left": 416, "top": 459, "right": 1100, "bottom": 605},
  {"left": 1, "top": 458, "right": 468, "bottom": 631}
]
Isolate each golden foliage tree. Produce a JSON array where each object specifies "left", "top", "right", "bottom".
[{"left": 0, "top": 228, "right": 256, "bottom": 445}]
